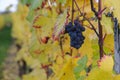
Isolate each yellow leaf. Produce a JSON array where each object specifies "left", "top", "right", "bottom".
[
  {"left": 86, "top": 55, "right": 114, "bottom": 80},
  {"left": 79, "top": 29, "right": 94, "bottom": 66},
  {"left": 56, "top": 55, "right": 64, "bottom": 65},
  {"left": 86, "top": 68, "right": 113, "bottom": 80},
  {"left": 50, "top": 58, "right": 76, "bottom": 80},
  {"left": 11, "top": 4, "right": 30, "bottom": 44},
  {"left": 23, "top": 68, "right": 47, "bottom": 80},
  {"left": 114, "top": 75, "right": 120, "bottom": 80},
  {"left": 104, "top": 34, "right": 114, "bottom": 53},
  {"left": 99, "top": 55, "right": 114, "bottom": 72},
  {"left": 33, "top": 9, "right": 57, "bottom": 38}
]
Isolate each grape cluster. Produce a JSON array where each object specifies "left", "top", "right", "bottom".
[{"left": 65, "top": 20, "right": 85, "bottom": 49}]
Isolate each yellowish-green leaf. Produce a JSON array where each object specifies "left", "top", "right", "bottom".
[
  {"left": 23, "top": 68, "right": 47, "bottom": 80},
  {"left": 52, "top": 9, "right": 68, "bottom": 40},
  {"left": 104, "top": 34, "right": 114, "bottom": 53},
  {"left": 33, "top": 9, "right": 57, "bottom": 39},
  {"left": 101, "top": 15, "right": 113, "bottom": 34}
]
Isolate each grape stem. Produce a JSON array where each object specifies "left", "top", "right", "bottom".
[
  {"left": 59, "top": 35, "right": 64, "bottom": 58},
  {"left": 90, "top": 0, "right": 98, "bottom": 16},
  {"left": 58, "top": 3, "right": 63, "bottom": 14},
  {"left": 70, "top": 0, "right": 74, "bottom": 55},
  {"left": 71, "top": 0, "right": 74, "bottom": 23},
  {"left": 98, "top": 7, "right": 107, "bottom": 16},
  {"left": 82, "top": 0, "right": 85, "bottom": 16}
]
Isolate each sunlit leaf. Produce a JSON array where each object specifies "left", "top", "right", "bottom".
[
  {"left": 98, "top": 55, "right": 114, "bottom": 72},
  {"left": 86, "top": 68, "right": 113, "bottom": 80}
]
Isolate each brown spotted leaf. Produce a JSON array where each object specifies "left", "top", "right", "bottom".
[{"left": 52, "top": 9, "right": 68, "bottom": 41}]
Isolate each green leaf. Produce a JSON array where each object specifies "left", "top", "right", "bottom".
[
  {"left": 74, "top": 56, "right": 88, "bottom": 73},
  {"left": 21, "top": 0, "right": 43, "bottom": 10},
  {"left": 74, "top": 65, "right": 85, "bottom": 73},
  {"left": 21, "top": 0, "right": 44, "bottom": 22},
  {"left": 77, "top": 76, "right": 86, "bottom": 80},
  {"left": 20, "top": 0, "right": 32, "bottom": 5},
  {"left": 26, "top": 10, "right": 34, "bottom": 22},
  {"left": 74, "top": 72, "right": 80, "bottom": 79},
  {"left": 77, "top": 55, "right": 88, "bottom": 65},
  {"left": 30, "top": 0, "right": 43, "bottom": 10}
]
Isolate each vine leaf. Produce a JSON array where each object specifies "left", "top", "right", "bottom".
[
  {"left": 30, "top": 0, "right": 43, "bottom": 10},
  {"left": 32, "top": 14, "right": 56, "bottom": 39},
  {"left": 104, "top": 34, "right": 114, "bottom": 53},
  {"left": 23, "top": 68, "right": 47, "bottom": 80},
  {"left": 50, "top": 58, "right": 76, "bottom": 80},
  {"left": 114, "top": 75, "right": 120, "bottom": 80},
  {"left": 98, "top": 55, "right": 114, "bottom": 72},
  {"left": 101, "top": 15, "right": 113, "bottom": 34},
  {"left": 79, "top": 29, "right": 94, "bottom": 66},
  {"left": 86, "top": 55, "right": 114, "bottom": 80},
  {"left": 74, "top": 56, "right": 88, "bottom": 80},
  {"left": 20, "top": 0, "right": 32, "bottom": 5},
  {"left": 25, "top": 0, "right": 44, "bottom": 22},
  {"left": 86, "top": 68, "right": 113, "bottom": 80},
  {"left": 52, "top": 9, "right": 68, "bottom": 41}
]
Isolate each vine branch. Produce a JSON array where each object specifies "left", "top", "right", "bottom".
[
  {"left": 90, "top": 0, "right": 98, "bottom": 16},
  {"left": 74, "top": 0, "right": 99, "bottom": 37},
  {"left": 98, "top": 7, "right": 107, "bottom": 17},
  {"left": 82, "top": 0, "right": 85, "bottom": 16},
  {"left": 90, "top": 0, "right": 104, "bottom": 59},
  {"left": 59, "top": 35, "right": 64, "bottom": 58}
]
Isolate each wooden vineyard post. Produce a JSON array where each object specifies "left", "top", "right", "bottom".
[{"left": 113, "top": 18, "right": 120, "bottom": 74}]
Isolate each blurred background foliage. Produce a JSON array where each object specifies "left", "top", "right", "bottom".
[
  {"left": 0, "top": 14, "right": 12, "bottom": 65},
  {"left": 0, "top": 14, "right": 12, "bottom": 79}
]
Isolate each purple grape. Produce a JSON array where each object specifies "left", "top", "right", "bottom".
[{"left": 65, "top": 21, "right": 85, "bottom": 49}]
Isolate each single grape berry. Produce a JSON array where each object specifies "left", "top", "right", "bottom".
[{"left": 65, "top": 20, "right": 85, "bottom": 49}]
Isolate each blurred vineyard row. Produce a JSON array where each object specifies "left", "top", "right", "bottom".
[{"left": 1, "top": 0, "right": 120, "bottom": 80}]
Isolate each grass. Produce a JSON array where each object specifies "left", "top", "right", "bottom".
[{"left": 0, "top": 26, "right": 12, "bottom": 65}]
